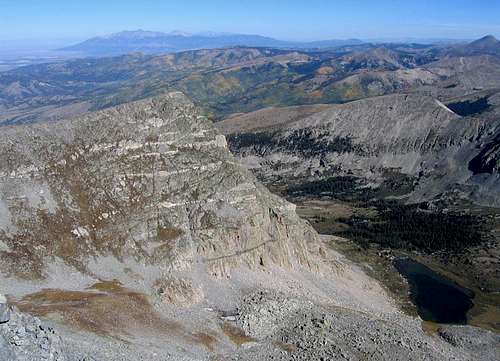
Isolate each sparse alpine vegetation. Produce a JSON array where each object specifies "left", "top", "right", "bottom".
[
  {"left": 2, "top": 31, "right": 500, "bottom": 361},
  {"left": 3, "top": 36, "right": 500, "bottom": 125}
]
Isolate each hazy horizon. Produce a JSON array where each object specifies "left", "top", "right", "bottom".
[
  {"left": 0, "top": 31, "right": 493, "bottom": 58},
  {"left": 1, "top": 0, "right": 499, "bottom": 44}
]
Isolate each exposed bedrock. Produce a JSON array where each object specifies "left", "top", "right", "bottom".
[{"left": 221, "top": 93, "right": 500, "bottom": 206}]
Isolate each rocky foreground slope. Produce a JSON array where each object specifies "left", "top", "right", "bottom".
[{"left": 0, "top": 93, "right": 498, "bottom": 360}]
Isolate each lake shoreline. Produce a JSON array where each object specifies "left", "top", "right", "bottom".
[
  {"left": 393, "top": 257, "right": 474, "bottom": 324},
  {"left": 327, "top": 235, "right": 500, "bottom": 333}
]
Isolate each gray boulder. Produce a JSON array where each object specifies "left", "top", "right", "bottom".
[
  {"left": 0, "top": 307, "right": 66, "bottom": 361},
  {"left": 0, "top": 294, "right": 10, "bottom": 324},
  {"left": 0, "top": 335, "right": 15, "bottom": 361}
]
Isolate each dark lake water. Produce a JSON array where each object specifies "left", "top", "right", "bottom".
[{"left": 394, "top": 258, "right": 474, "bottom": 324}]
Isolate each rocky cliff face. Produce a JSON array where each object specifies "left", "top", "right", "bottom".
[
  {"left": 221, "top": 93, "right": 500, "bottom": 206},
  {"left": 0, "top": 92, "right": 324, "bottom": 283},
  {"left": 1, "top": 92, "right": 498, "bottom": 360}
]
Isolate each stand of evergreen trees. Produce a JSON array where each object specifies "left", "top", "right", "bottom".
[{"left": 338, "top": 201, "right": 485, "bottom": 253}]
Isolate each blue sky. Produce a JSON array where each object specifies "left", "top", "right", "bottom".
[{"left": 1, "top": 0, "right": 499, "bottom": 42}]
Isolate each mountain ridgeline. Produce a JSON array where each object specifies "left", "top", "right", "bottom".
[
  {"left": 1, "top": 32, "right": 500, "bottom": 360},
  {"left": 1, "top": 93, "right": 498, "bottom": 361},
  {"left": 1, "top": 35, "right": 500, "bottom": 126},
  {"left": 0, "top": 93, "right": 323, "bottom": 280},
  {"left": 60, "top": 30, "right": 364, "bottom": 56}
]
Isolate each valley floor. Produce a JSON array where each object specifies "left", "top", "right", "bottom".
[{"left": 293, "top": 197, "right": 500, "bottom": 333}]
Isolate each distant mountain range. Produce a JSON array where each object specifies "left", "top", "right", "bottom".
[
  {"left": 60, "top": 30, "right": 365, "bottom": 56},
  {"left": 3, "top": 35, "right": 500, "bottom": 126},
  {"left": 453, "top": 35, "right": 500, "bottom": 56}
]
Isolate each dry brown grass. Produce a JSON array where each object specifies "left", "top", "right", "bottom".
[
  {"left": 157, "top": 225, "right": 184, "bottom": 241},
  {"left": 87, "top": 279, "right": 125, "bottom": 293},
  {"left": 153, "top": 277, "right": 204, "bottom": 306},
  {"left": 190, "top": 331, "right": 218, "bottom": 351},
  {"left": 16, "top": 281, "right": 181, "bottom": 337},
  {"left": 274, "top": 341, "right": 297, "bottom": 353},
  {"left": 221, "top": 322, "right": 255, "bottom": 346},
  {"left": 421, "top": 320, "right": 441, "bottom": 336},
  {"left": 316, "top": 66, "right": 334, "bottom": 75},
  {"left": 16, "top": 281, "right": 225, "bottom": 353},
  {"left": 217, "top": 104, "right": 332, "bottom": 135},
  {"left": 468, "top": 303, "right": 500, "bottom": 333}
]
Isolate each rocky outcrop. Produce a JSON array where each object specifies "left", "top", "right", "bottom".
[
  {"left": 0, "top": 92, "right": 409, "bottom": 361},
  {"left": 1, "top": 92, "right": 497, "bottom": 360},
  {"left": 228, "top": 290, "right": 499, "bottom": 361},
  {"left": 0, "top": 92, "right": 324, "bottom": 282},
  {"left": 0, "top": 294, "right": 10, "bottom": 324},
  {"left": 0, "top": 296, "right": 65, "bottom": 361},
  {"left": 438, "top": 325, "right": 500, "bottom": 361},
  {"left": 222, "top": 93, "right": 500, "bottom": 206},
  {"left": 0, "top": 92, "right": 339, "bottom": 359}
]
